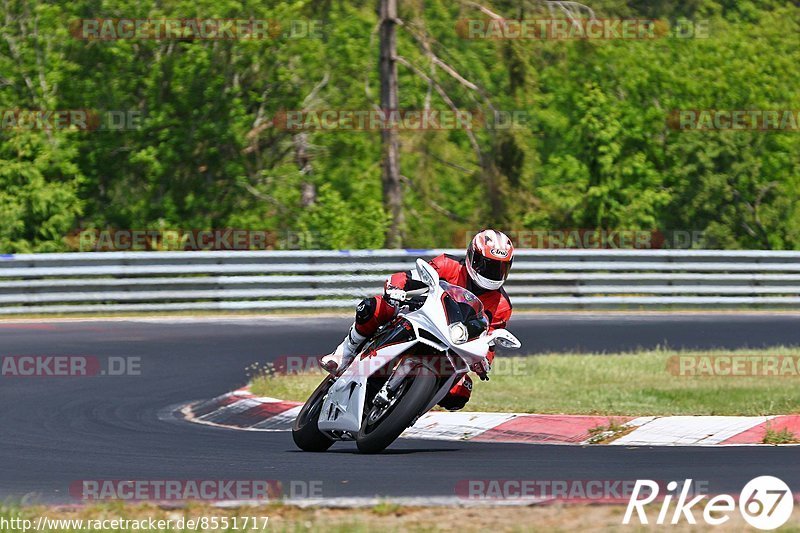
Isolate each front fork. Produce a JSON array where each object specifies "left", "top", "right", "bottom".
[
  {"left": 373, "top": 357, "right": 418, "bottom": 408},
  {"left": 373, "top": 351, "right": 458, "bottom": 409}
]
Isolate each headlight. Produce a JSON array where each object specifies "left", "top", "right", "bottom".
[{"left": 449, "top": 323, "right": 468, "bottom": 344}]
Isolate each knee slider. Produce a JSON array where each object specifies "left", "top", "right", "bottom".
[{"left": 355, "top": 297, "right": 377, "bottom": 325}]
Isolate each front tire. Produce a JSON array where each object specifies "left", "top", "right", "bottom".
[
  {"left": 356, "top": 361, "right": 437, "bottom": 454},
  {"left": 292, "top": 377, "right": 335, "bottom": 452}
]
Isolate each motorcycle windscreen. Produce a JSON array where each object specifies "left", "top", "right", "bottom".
[{"left": 439, "top": 282, "right": 489, "bottom": 341}]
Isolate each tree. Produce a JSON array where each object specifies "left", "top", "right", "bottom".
[{"left": 379, "top": 0, "right": 403, "bottom": 247}]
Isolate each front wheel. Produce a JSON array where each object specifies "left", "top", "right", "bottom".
[
  {"left": 356, "top": 361, "right": 437, "bottom": 454},
  {"left": 292, "top": 377, "right": 335, "bottom": 452}
]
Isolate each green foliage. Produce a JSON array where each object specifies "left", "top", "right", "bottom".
[
  {"left": 0, "top": 135, "right": 83, "bottom": 252},
  {"left": 297, "top": 183, "right": 388, "bottom": 249},
  {"left": 0, "top": 0, "right": 798, "bottom": 251},
  {"left": 763, "top": 427, "right": 799, "bottom": 445}
]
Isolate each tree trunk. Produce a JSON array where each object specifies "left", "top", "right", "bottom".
[
  {"left": 293, "top": 133, "right": 316, "bottom": 207},
  {"left": 379, "top": 0, "right": 403, "bottom": 248}
]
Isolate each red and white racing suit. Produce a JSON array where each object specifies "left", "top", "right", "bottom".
[{"left": 352, "top": 253, "right": 513, "bottom": 410}]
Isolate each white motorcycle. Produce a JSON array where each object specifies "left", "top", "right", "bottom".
[{"left": 292, "top": 259, "right": 521, "bottom": 453}]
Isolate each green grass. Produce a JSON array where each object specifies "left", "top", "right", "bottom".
[
  {"left": 250, "top": 348, "right": 800, "bottom": 416},
  {"left": 585, "top": 419, "right": 635, "bottom": 444},
  {"left": 763, "top": 427, "right": 800, "bottom": 444}
]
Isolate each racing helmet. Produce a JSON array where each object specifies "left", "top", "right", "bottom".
[{"left": 465, "top": 229, "right": 514, "bottom": 291}]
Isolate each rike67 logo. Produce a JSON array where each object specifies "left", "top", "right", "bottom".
[{"left": 623, "top": 476, "right": 794, "bottom": 530}]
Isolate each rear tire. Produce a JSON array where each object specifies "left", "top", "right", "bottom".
[
  {"left": 356, "top": 361, "right": 437, "bottom": 454},
  {"left": 292, "top": 377, "right": 335, "bottom": 452}
]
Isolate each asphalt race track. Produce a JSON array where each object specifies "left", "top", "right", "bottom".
[{"left": 1, "top": 313, "right": 799, "bottom": 504}]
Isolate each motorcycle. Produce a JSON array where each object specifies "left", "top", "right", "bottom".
[{"left": 292, "top": 259, "right": 522, "bottom": 453}]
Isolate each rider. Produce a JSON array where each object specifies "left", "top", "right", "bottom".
[{"left": 321, "top": 229, "right": 514, "bottom": 411}]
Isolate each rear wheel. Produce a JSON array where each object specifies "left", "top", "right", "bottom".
[
  {"left": 356, "top": 360, "right": 437, "bottom": 454},
  {"left": 292, "top": 377, "right": 335, "bottom": 452}
]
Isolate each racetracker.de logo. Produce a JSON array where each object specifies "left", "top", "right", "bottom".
[
  {"left": 463, "top": 229, "right": 708, "bottom": 249},
  {"left": 456, "top": 18, "right": 709, "bottom": 40},
  {"left": 70, "top": 19, "right": 323, "bottom": 40},
  {"left": 272, "top": 109, "right": 528, "bottom": 131},
  {"left": 72, "top": 229, "right": 316, "bottom": 251},
  {"left": 668, "top": 109, "right": 800, "bottom": 131},
  {"left": 1, "top": 356, "right": 141, "bottom": 377},
  {"left": 455, "top": 479, "right": 707, "bottom": 502},
  {"left": 268, "top": 355, "right": 529, "bottom": 377},
  {"left": 69, "top": 479, "right": 323, "bottom": 501},
  {"left": 0, "top": 109, "right": 142, "bottom": 131},
  {"left": 667, "top": 355, "right": 800, "bottom": 377}
]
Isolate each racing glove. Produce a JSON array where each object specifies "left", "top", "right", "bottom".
[
  {"left": 385, "top": 285, "right": 408, "bottom": 304},
  {"left": 384, "top": 272, "right": 429, "bottom": 305},
  {"left": 471, "top": 359, "right": 491, "bottom": 381},
  {"left": 384, "top": 272, "right": 412, "bottom": 304}
]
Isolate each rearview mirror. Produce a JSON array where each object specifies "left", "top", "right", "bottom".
[
  {"left": 489, "top": 329, "right": 522, "bottom": 350},
  {"left": 416, "top": 258, "right": 439, "bottom": 289}
]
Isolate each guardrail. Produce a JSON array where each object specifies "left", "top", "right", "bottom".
[{"left": 1, "top": 249, "right": 800, "bottom": 314}]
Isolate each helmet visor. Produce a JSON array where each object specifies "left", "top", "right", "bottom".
[{"left": 469, "top": 251, "right": 512, "bottom": 282}]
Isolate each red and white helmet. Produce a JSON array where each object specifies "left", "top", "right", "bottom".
[{"left": 465, "top": 229, "right": 514, "bottom": 290}]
